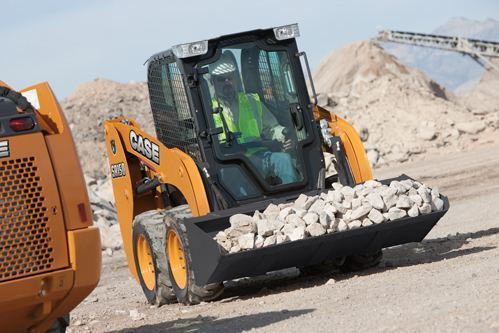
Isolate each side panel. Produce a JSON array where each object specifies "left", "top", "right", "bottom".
[
  {"left": 104, "top": 118, "right": 210, "bottom": 281},
  {"left": 0, "top": 133, "right": 69, "bottom": 282},
  {"left": 313, "top": 105, "right": 373, "bottom": 183}
]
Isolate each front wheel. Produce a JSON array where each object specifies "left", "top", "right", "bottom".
[
  {"left": 132, "top": 211, "right": 176, "bottom": 305},
  {"left": 165, "top": 216, "right": 224, "bottom": 305}
]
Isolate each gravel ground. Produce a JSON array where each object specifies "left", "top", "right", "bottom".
[{"left": 69, "top": 143, "right": 499, "bottom": 333}]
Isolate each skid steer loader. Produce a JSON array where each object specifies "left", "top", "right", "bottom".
[
  {"left": 0, "top": 82, "right": 101, "bottom": 332},
  {"left": 104, "top": 24, "right": 448, "bottom": 305}
]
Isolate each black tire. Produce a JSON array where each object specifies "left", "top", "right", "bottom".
[
  {"left": 164, "top": 206, "right": 224, "bottom": 305},
  {"left": 46, "top": 314, "right": 69, "bottom": 333},
  {"left": 299, "top": 257, "right": 346, "bottom": 276},
  {"left": 340, "top": 250, "right": 383, "bottom": 273},
  {"left": 132, "top": 210, "right": 177, "bottom": 306}
]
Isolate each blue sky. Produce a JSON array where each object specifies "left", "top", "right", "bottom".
[{"left": 2, "top": 0, "right": 498, "bottom": 98}]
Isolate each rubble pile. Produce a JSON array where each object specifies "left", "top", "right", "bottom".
[
  {"left": 313, "top": 41, "right": 499, "bottom": 168},
  {"left": 85, "top": 176, "right": 121, "bottom": 250},
  {"left": 214, "top": 179, "right": 444, "bottom": 253}
]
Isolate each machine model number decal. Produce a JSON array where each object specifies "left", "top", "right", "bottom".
[
  {"left": 129, "top": 130, "right": 160, "bottom": 164},
  {"left": 111, "top": 162, "right": 126, "bottom": 178},
  {"left": 0, "top": 141, "right": 9, "bottom": 158}
]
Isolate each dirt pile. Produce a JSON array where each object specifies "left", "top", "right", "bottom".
[
  {"left": 313, "top": 41, "right": 498, "bottom": 167},
  {"left": 62, "top": 78, "right": 154, "bottom": 178},
  {"left": 459, "top": 58, "right": 499, "bottom": 127}
]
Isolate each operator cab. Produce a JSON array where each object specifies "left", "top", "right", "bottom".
[{"left": 146, "top": 24, "right": 325, "bottom": 209}]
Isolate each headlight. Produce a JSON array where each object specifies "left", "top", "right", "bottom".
[
  {"left": 172, "top": 40, "right": 208, "bottom": 58},
  {"left": 273, "top": 23, "right": 300, "bottom": 40}
]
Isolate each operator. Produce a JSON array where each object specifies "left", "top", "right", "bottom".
[{"left": 209, "top": 51, "right": 298, "bottom": 185}]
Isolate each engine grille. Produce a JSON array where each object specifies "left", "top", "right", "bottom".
[{"left": 0, "top": 156, "right": 54, "bottom": 281}]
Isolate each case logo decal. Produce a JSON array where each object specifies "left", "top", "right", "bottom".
[
  {"left": 0, "top": 141, "right": 9, "bottom": 158},
  {"left": 129, "top": 130, "right": 160, "bottom": 164}
]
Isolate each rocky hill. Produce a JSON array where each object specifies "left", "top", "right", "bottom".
[
  {"left": 313, "top": 41, "right": 498, "bottom": 167},
  {"left": 62, "top": 78, "right": 154, "bottom": 178}
]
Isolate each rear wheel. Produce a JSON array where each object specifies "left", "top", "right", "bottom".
[
  {"left": 132, "top": 211, "right": 176, "bottom": 305},
  {"left": 340, "top": 250, "right": 383, "bottom": 272},
  {"left": 46, "top": 314, "right": 69, "bottom": 333},
  {"left": 165, "top": 208, "right": 224, "bottom": 305}
]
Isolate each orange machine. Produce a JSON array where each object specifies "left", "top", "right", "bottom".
[
  {"left": 0, "top": 82, "right": 101, "bottom": 333},
  {"left": 104, "top": 24, "right": 447, "bottom": 306}
]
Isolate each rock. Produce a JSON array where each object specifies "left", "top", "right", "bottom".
[
  {"left": 417, "top": 126, "right": 436, "bottom": 141},
  {"left": 417, "top": 187, "right": 432, "bottom": 203},
  {"left": 287, "top": 214, "right": 306, "bottom": 228},
  {"left": 362, "top": 218, "right": 373, "bottom": 227},
  {"left": 230, "top": 245, "right": 241, "bottom": 253},
  {"left": 431, "top": 197, "right": 444, "bottom": 211},
  {"left": 253, "top": 210, "right": 265, "bottom": 221},
  {"left": 294, "top": 208, "right": 307, "bottom": 218},
  {"left": 338, "top": 220, "right": 348, "bottom": 232},
  {"left": 326, "top": 278, "right": 336, "bottom": 285},
  {"left": 263, "top": 235, "right": 277, "bottom": 247},
  {"left": 390, "top": 181, "right": 407, "bottom": 194},
  {"left": 326, "top": 190, "right": 343, "bottom": 203},
  {"left": 256, "top": 219, "right": 274, "bottom": 237},
  {"left": 238, "top": 233, "right": 255, "bottom": 250},
  {"left": 263, "top": 204, "right": 281, "bottom": 221},
  {"left": 342, "top": 199, "right": 352, "bottom": 210},
  {"left": 255, "top": 235, "right": 265, "bottom": 248},
  {"left": 388, "top": 207, "right": 407, "bottom": 221},
  {"left": 396, "top": 195, "right": 413, "bottom": 209},
  {"left": 352, "top": 198, "right": 362, "bottom": 209},
  {"left": 323, "top": 203, "right": 337, "bottom": 214},
  {"left": 308, "top": 199, "right": 326, "bottom": 214},
  {"left": 431, "top": 187, "right": 440, "bottom": 199},
  {"left": 419, "top": 203, "right": 432, "bottom": 214},
  {"left": 294, "top": 194, "right": 309, "bottom": 210},
  {"left": 332, "top": 201, "right": 348, "bottom": 214},
  {"left": 340, "top": 186, "right": 355, "bottom": 198},
  {"left": 289, "top": 226, "right": 307, "bottom": 241},
  {"left": 332, "top": 182, "right": 343, "bottom": 191},
  {"left": 278, "top": 207, "right": 295, "bottom": 220},
  {"left": 319, "top": 210, "right": 334, "bottom": 228},
  {"left": 366, "top": 193, "right": 385, "bottom": 210},
  {"left": 350, "top": 203, "right": 373, "bottom": 220},
  {"left": 368, "top": 208, "right": 385, "bottom": 224},
  {"left": 455, "top": 121, "right": 486, "bottom": 134},
  {"left": 281, "top": 223, "right": 296, "bottom": 237},
  {"left": 349, "top": 220, "right": 362, "bottom": 229},
  {"left": 306, "top": 223, "right": 326, "bottom": 237},
  {"left": 409, "top": 194, "right": 423, "bottom": 206},
  {"left": 407, "top": 205, "right": 419, "bottom": 217},
  {"left": 129, "top": 309, "right": 144, "bottom": 321},
  {"left": 367, "top": 149, "right": 379, "bottom": 166},
  {"left": 229, "top": 214, "right": 256, "bottom": 233},
  {"left": 303, "top": 212, "right": 319, "bottom": 225},
  {"left": 364, "top": 180, "right": 382, "bottom": 188},
  {"left": 214, "top": 231, "right": 228, "bottom": 243}
]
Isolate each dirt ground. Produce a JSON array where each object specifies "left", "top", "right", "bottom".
[{"left": 69, "top": 143, "right": 499, "bottom": 333}]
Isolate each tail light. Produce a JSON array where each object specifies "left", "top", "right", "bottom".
[{"left": 10, "top": 117, "right": 35, "bottom": 132}]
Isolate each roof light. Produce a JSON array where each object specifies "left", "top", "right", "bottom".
[
  {"left": 172, "top": 40, "right": 208, "bottom": 58},
  {"left": 9, "top": 117, "right": 35, "bottom": 132},
  {"left": 273, "top": 24, "right": 300, "bottom": 40}
]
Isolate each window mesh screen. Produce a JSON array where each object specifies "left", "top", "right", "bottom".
[{"left": 148, "top": 60, "right": 201, "bottom": 161}]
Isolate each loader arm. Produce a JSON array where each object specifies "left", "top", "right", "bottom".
[
  {"left": 104, "top": 117, "right": 210, "bottom": 281},
  {"left": 313, "top": 105, "right": 373, "bottom": 183}
]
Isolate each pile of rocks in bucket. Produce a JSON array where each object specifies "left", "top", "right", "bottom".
[{"left": 214, "top": 179, "right": 445, "bottom": 253}]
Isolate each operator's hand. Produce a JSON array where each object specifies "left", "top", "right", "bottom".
[{"left": 282, "top": 137, "right": 293, "bottom": 151}]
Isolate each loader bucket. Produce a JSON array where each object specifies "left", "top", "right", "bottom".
[{"left": 183, "top": 175, "right": 449, "bottom": 285}]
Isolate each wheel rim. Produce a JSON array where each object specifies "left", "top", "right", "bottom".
[
  {"left": 136, "top": 234, "right": 155, "bottom": 290},
  {"left": 167, "top": 230, "right": 187, "bottom": 289}
]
